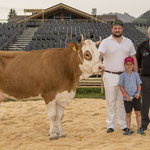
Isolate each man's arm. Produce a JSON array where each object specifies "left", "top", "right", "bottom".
[
  {"left": 136, "top": 44, "right": 142, "bottom": 73},
  {"left": 131, "top": 55, "right": 138, "bottom": 73}
]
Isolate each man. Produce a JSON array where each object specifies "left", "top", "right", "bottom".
[
  {"left": 136, "top": 26, "right": 150, "bottom": 131},
  {"left": 98, "top": 19, "right": 138, "bottom": 133}
]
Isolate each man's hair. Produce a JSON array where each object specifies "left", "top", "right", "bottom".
[
  {"left": 148, "top": 27, "right": 150, "bottom": 33},
  {"left": 111, "top": 19, "right": 123, "bottom": 27}
]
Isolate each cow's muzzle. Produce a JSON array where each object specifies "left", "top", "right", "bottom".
[{"left": 92, "top": 61, "right": 104, "bottom": 74}]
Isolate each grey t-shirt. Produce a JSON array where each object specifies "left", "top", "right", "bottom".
[{"left": 118, "top": 71, "right": 142, "bottom": 101}]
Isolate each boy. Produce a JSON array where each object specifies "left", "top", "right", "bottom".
[{"left": 118, "top": 57, "right": 145, "bottom": 135}]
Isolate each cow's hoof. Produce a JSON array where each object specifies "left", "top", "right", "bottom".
[
  {"left": 49, "top": 133, "right": 59, "bottom": 140},
  {"left": 58, "top": 132, "right": 66, "bottom": 138}
]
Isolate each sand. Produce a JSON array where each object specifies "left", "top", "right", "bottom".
[{"left": 0, "top": 99, "right": 150, "bottom": 150}]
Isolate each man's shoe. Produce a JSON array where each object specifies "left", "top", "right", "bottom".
[
  {"left": 122, "top": 128, "right": 127, "bottom": 132},
  {"left": 141, "top": 126, "right": 147, "bottom": 131},
  {"left": 106, "top": 128, "right": 114, "bottom": 133}
]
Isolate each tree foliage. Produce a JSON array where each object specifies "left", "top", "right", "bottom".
[{"left": 8, "top": 9, "right": 17, "bottom": 22}]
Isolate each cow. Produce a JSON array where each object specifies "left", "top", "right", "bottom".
[{"left": 0, "top": 35, "right": 103, "bottom": 140}]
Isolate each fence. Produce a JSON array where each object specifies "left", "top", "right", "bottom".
[{"left": 78, "top": 74, "right": 104, "bottom": 94}]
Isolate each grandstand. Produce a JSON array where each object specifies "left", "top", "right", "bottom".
[
  {"left": 0, "top": 3, "right": 149, "bottom": 51},
  {"left": 0, "top": 21, "right": 148, "bottom": 51}
]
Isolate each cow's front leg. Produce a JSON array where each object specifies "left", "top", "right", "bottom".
[
  {"left": 0, "top": 93, "right": 7, "bottom": 103},
  {"left": 56, "top": 103, "right": 66, "bottom": 138},
  {"left": 46, "top": 100, "right": 58, "bottom": 140}
]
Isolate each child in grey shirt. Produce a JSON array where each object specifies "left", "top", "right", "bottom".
[{"left": 119, "top": 57, "right": 145, "bottom": 135}]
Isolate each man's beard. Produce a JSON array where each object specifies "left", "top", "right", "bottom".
[{"left": 112, "top": 33, "right": 122, "bottom": 38}]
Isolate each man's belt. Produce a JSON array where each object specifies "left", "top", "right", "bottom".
[{"left": 105, "top": 70, "right": 123, "bottom": 75}]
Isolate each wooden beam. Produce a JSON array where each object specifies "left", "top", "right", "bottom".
[{"left": 42, "top": 10, "right": 44, "bottom": 22}]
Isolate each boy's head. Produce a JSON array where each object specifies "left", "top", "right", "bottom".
[
  {"left": 124, "top": 57, "right": 134, "bottom": 64},
  {"left": 124, "top": 57, "right": 134, "bottom": 71}
]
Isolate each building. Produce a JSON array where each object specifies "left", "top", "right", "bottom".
[
  {"left": 11, "top": 3, "right": 100, "bottom": 23},
  {"left": 11, "top": 3, "right": 117, "bottom": 24}
]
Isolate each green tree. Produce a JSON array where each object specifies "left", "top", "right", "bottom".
[{"left": 8, "top": 9, "right": 17, "bottom": 22}]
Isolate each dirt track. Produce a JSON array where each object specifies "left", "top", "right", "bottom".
[{"left": 0, "top": 99, "right": 150, "bottom": 150}]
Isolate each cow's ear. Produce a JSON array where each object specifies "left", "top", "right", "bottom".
[{"left": 68, "top": 43, "right": 79, "bottom": 52}]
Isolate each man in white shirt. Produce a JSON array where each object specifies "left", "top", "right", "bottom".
[{"left": 98, "top": 19, "right": 138, "bottom": 133}]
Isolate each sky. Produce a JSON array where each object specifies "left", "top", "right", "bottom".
[{"left": 0, "top": 0, "right": 150, "bottom": 21}]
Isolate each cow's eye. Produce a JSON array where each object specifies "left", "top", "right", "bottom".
[
  {"left": 83, "top": 50, "right": 92, "bottom": 61},
  {"left": 86, "top": 53, "right": 90, "bottom": 57}
]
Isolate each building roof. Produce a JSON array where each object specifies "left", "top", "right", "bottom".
[
  {"left": 97, "top": 15, "right": 117, "bottom": 22},
  {"left": 17, "top": 3, "right": 104, "bottom": 23},
  {"left": 11, "top": 15, "right": 29, "bottom": 22}
]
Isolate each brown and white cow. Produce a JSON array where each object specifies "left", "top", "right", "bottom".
[{"left": 0, "top": 35, "right": 103, "bottom": 140}]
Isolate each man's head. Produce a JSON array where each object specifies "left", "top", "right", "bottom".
[
  {"left": 124, "top": 57, "right": 134, "bottom": 71},
  {"left": 111, "top": 19, "right": 123, "bottom": 38}
]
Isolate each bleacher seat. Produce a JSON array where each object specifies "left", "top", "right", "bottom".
[
  {"left": 0, "top": 23, "right": 27, "bottom": 50},
  {"left": 0, "top": 21, "right": 148, "bottom": 51}
]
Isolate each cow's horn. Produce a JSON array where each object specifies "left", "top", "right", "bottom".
[
  {"left": 81, "top": 34, "right": 84, "bottom": 45},
  {"left": 95, "top": 36, "right": 102, "bottom": 45}
]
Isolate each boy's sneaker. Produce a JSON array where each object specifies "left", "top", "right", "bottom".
[
  {"left": 123, "top": 128, "right": 134, "bottom": 135},
  {"left": 137, "top": 128, "right": 146, "bottom": 135}
]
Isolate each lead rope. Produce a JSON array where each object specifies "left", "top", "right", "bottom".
[{"left": 78, "top": 50, "right": 84, "bottom": 63}]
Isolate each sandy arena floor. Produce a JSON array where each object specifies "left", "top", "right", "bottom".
[{"left": 0, "top": 99, "right": 150, "bottom": 150}]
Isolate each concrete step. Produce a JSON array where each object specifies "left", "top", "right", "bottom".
[
  {"left": 10, "top": 44, "right": 28, "bottom": 47},
  {"left": 10, "top": 44, "right": 27, "bottom": 47},
  {"left": 15, "top": 42, "right": 30, "bottom": 44},
  {"left": 9, "top": 47, "right": 26, "bottom": 49},
  {"left": 16, "top": 41, "right": 31, "bottom": 43},
  {"left": 8, "top": 48, "right": 24, "bottom": 51},
  {"left": 20, "top": 34, "right": 34, "bottom": 37},
  {"left": 17, "top": 37, "right": 32, "bottom": 40},
  {"left": 8, "top": 27, "right": 39, "bottom": 50}
]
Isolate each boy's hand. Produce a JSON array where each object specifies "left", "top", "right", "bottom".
[
  {"left": 135, "top": 92, "right": 140, "bottom": 99},
  {"left": 126, "top": 95, "right": 131, "bottom": 101}
]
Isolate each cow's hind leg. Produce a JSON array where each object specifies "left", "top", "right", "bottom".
[
  {"left": 46, "top": 100, "right": 59, "bottom": 140},
  {"left": 56, "top": 104, "right": 66, "bottom": 138}
]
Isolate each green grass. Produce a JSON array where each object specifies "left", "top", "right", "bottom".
[{"left": 75, "top": 88, "right": 105, "bottom": 99}]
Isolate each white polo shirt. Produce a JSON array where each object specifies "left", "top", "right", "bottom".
[
  {"left": 98, "top": 35, "right": 136, "bottom": 87},
  {"left": 98, "top": 35, "right": 136, "bottom": 72}
]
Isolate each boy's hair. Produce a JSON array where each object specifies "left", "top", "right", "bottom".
[{"left": 124, "top": 57, "right": 134, "bottom": 64}]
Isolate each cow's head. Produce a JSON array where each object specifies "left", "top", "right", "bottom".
[{"left": 78, "top": 35, "right": 103, "bottom": 79}]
